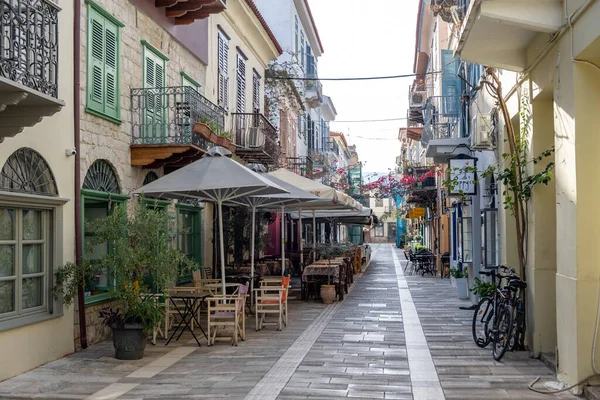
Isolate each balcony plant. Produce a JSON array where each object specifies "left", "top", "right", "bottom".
[{"left": 54, "top": 200, "right": 197, "bottom": 360}]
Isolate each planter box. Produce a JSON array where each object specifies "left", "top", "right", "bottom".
[
  {"left": 215, "top": 136, "right": 227, "bottom": 147},
  {"left": 227, "top": 141, "right": 236, "bottom": 152},
  {"left": 456, "top": 277, "right": 469, "bottom": 299},
  {"left": 195, "top": 122, "right": 212, "bottom": 140},
  {"left": 208, "top": 131, "right": 218, "bottom": 144}
]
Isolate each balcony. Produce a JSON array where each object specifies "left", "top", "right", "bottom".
[
  {"left": 232, "top": 113, "right": 279, "bottom": 165},
  {"left": 304, "top": 71, "right": 323, "bottom": 107},
  {"left": 0, "top": 0, "right": 63, "bottom": 139},
  {"left": 286, "top": 156, "right": 313, "bottom": 178},
  {"left": 131, "top": 86, "right": 225, "bottom": 170},
  {"left": 454, "top": 0, "right": 562, "bottom": 71},
  {"left": 423, "top": 96, "right": 470, "bottom": 162},
  {"left": 328, "top": 139, "right": 339, "bottom": 157},
  {"left": 156, "top": 0, "right": 226, "bottom": 25}
]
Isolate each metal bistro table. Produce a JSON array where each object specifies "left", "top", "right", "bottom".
[{"left": 166, "top": 292, "right": 210, "bottom": 347}]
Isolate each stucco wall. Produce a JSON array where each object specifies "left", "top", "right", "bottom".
[
  {"left": 0, "top": 0, "right": 75, "bottom": 381},
  {"left": 205, "top": 0, "right": 280, "bottom": 131}
]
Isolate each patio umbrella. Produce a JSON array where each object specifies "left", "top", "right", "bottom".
[
  {"left": 134, "top": 147, "right": 289, "bottom": 295},
  {"left": 269, "top": 168, "right": 356, "bottom": 262},
  {"left": 224, "top": 164, "right": 320, "bottom": 304}
]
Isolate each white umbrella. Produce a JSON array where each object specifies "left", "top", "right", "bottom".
[
  {"left": 134, "top": 147, "right": 289, "bottom": 294},
  {"left": 224, "top": 164, "right": 320, "bottom": 304}
]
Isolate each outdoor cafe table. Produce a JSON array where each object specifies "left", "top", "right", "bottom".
[
  {"left": 165, "top": 291, "right": 210, "bottom": 347},
  {"left": 302, "top": 263, "right": 342, "bottom": 283}
]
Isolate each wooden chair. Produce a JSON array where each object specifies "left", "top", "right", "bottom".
[
  {"left": 255, "top": 275, "right": 290, "bottom": 331},
  {"left": 207, "top": 283, "right": 248, "bottom": 346},
  {"left": 164, "top": 285, "right": 198, "bottom": 336}
]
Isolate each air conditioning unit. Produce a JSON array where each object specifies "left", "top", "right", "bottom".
[
  {"left": 410, "top": 91, "right": 427, "bottom": 108},
  {"left": 471, "top": 113, "right": 495, "bottom": 150}
]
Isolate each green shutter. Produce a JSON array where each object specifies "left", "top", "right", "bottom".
[
  {"left": 104, "top": 22, "right": 119, "bottom": 118},
  {"left": 88, "top": 9, "right": 105, "bottom": 112},
  {"left": 143, "top": 46, "right": 167, "bottom": 138},
  {"left": 86, "top": 4, "right": 121, "bottom": 124}
]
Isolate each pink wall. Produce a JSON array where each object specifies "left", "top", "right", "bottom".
[{"left": 265, "top": 213, "right": 281, "bottom": 256}]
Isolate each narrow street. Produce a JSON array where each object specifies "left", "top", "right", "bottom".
[{"left": 0, "top": 245, "right": 575, "bottom": 400}]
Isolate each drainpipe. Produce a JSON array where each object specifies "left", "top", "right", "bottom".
[{"left": 74, "top": 0, "right": 87, "bottom": 349}]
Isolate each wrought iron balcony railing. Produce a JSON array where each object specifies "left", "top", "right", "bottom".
[
  {"left": 131, "top": 86, "right": 225, "bottom": 147},
  {"left": 422, "top": 95, "right": 463, "bottom": 141},
  {"left": 286, "top": 156, "right": 313, "bottom": 178},
  {"left": 305, "top": 71, "right": 323, "bottom": 101},
  {"left": 1, "top": 0, "right": 59, "bottom": 98},
  {"left": 328, "top": 139, "right": 339, "bottom": 156},
  {"left": 232, "top": 112, "right": 279, "bottom": 153}
]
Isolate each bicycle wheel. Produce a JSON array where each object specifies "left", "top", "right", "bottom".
[
  {"left": 472, "top": 297, "right": 493, "bottom": 348},
  {"left": 492, "top": 304, "right": 514, "bottom": 361}
]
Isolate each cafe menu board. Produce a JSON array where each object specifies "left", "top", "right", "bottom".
[{"left": 449, "top": 156, "right": 477, "bottom": 196}]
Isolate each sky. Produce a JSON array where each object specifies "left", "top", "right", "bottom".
[{"left": 307, "top": 0, "right": 419, "bottom": 177}]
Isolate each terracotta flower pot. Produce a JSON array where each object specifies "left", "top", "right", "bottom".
[
  {"left": 208, "top": 131, "right": 218, "bottom": 144},
  {"left": 320, "top": 284, "right": 336, "bottom": 304},
  {"left": 227, "top": 140, "right": 236, "bottom": 152},
  {"left": 195, "top": 122, "right": 212, "bottom": 140}
]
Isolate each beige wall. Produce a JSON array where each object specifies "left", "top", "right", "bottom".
[
  {"left": 0, "top": 1, "right": 75, "bottom": 381},
  {"left": 205, "top": 0, "right": 280, "bottom": 131}
]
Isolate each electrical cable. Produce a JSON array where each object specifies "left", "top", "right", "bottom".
[
  {"left": 335, "top": 117, "right": 409, "bottom": 123},
  {"left": 269, "top": 70, "right": 443, "bottom": 81}
]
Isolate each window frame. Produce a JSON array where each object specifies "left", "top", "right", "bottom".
[
  {"left": 236, "top": 51, "right": 247, "bottom": 113},
  {"left": 85, "top": 0, "right": 124, "bottom": 125},
  {"left": 217, "top": 29, "right": 230, "bottom": 110},
  {"left": 0, "top": 191, "right": 68, "bottom": 332},
  {"left": 181, "top": 71, "right": 201, "bottom": 92},
  {"left": 81, "top": 189, "right": 129, "bottom": 306},
  {"left": 176, "top": 204, "right": 203, "bottom": 285}
]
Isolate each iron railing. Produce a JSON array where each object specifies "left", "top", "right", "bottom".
[
  {"left": 286, "top": 156, "right": 313, "bottom": 177},
  {"left": 131, "top": 86, "right": 225, "bottom": 146},
  {"left": 231, "top": 112, "right": 278, "bottom": 153},
  {"left": 423, "top": 95, "right": 463, "bottom": 140},
  {"left": 328, "top": 139, "right": 339, "bottom": 156},
  {"left": 305, "top": 71, "right": 322, "bottom": 99},
  {"left": 0, "top": 0, "right": 59, "bottom": 98}
]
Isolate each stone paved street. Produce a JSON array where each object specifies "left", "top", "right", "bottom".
[{"left": 0, "top": 245, "right": 578, "bottom": 399}]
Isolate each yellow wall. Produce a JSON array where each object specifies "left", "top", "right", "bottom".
[
  {"left": 205, "top": 0, "right": 280, "bottom": 130},
  {"left": 0, "top": 1, "right": 75, "bottom": 381}
]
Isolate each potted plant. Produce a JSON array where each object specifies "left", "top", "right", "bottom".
[
  {"left": 470, "top": 277, "right": 496, "bottom": 298},
  {"left": 450, "top": 267, "right": 469, "bottom": 299},
  {"left": 54, "top": 200, "right": 196, "bottom": 360},
  {"left": 316, "top": 244, "right": 352, "bottom": 304}
]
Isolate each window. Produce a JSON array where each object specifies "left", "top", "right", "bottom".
[
  {"left": 81, "top": 160, "right": 128, "bottom": 304},
  {"left": 236, "top": 52, "right": 246, "bottom": 113},
  {"left": 252, "top": 70, "right": 260, "bottom": 113},
  {"left": 181, "top": 71, "right": 200, "bottom": 92},
  {"left": 375, "top": 223, "right": 384, "bottom": 237},
  {"left": 375, "top": 199, "right": 383, "bottom": 208},
  {"left": 482, "top": 209, "right": 499, "bottom": 268},
  {"left": 461, "top": 216, "right": 473, "bottom": 263},
  {"left": 0, "top": 148, "right": 64, "bottom": 328},
  {"left": 0, "top": 208, "right": 52, "bottom": 320},
  {"left": 177, "top": 205, "right": 202, "bottom": 284},
  {"left": 86, "top": 1, "right": 123, "bottom": 124},
  {"left": 217, "top": 31, "right": 229, "bottom": 109},
  {"left": 294, "top": 16, "right": 299, "bottom": 57},
  {"left": 300, "top": 32, "right": 305, "bottom": 69}
]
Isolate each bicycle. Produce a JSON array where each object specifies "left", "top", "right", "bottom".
[{"left": 472, "top": 266, "right": 523, "bottom": 361}]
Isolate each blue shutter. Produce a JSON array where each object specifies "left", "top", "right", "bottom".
[{"left": 441, "top": 49, "right": 460, "bottom": 115}]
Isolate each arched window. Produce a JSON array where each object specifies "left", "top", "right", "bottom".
[
  {"left": 143, "top": 171, "right": 159, "bottom": 185},
  {"left": 0, "top": 148, "right": 58, "bottom": 196},
  {"left": 83, "top": 160, "right": 120, "bottom": 193}
]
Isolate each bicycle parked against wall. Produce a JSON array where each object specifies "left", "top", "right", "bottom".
[{"left": 472, "top": 266, "right": 527, "bottom": 361}]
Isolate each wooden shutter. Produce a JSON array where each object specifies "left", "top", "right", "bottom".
[
  {"left": 88, "top": 9, "right": 105, "bottom": 112},
  {"left": 252, "top": 70, "right": 260, "bottom": 113},
  {"left": 104, "top": 23, "right": 118, "bottom": 116},
  {"left": 218, "top": 32, "right": 229, "bottom": 109},
  {"left": 236, "top": 54, "right": 246, "bottom": 113},
  {"left": 143, "top": 49, "right": 166, "bottom": 137}
]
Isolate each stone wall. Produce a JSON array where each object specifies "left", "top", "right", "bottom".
[
  {"left": 74, "top": 301, "right": 117, "bottom": 351},
  {"left": 79, "top": 0, "right": 208, "bottom": 194}
]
